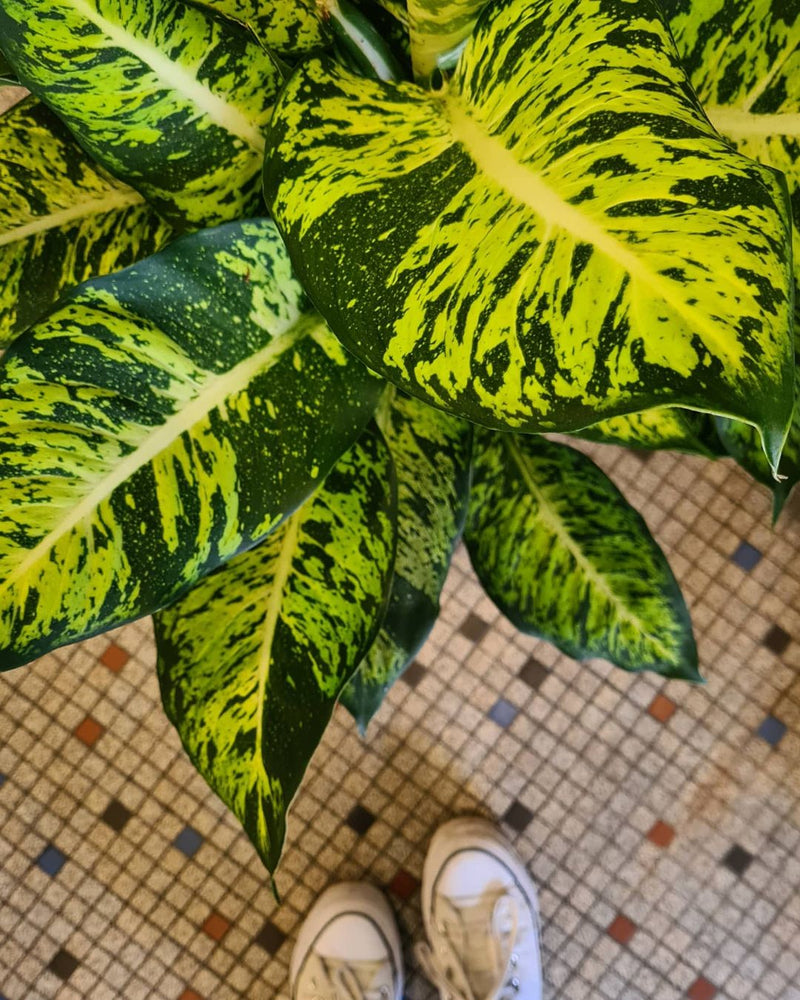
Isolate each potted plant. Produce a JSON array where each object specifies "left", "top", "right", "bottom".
[{"left": 0, "top": 0, "right": 797, "bottom": 886}]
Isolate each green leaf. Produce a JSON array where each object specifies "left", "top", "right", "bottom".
[
  {"left": 407, "top": 0, "right": 485, "bottom": 81},
  {"left": 0, "top": 0, "right": 280, "bottom": 228},
  {"left": 0, "top": 218, "right": 383, "bottom": 671},
  {"left": 341, "top": 390, "right": 471, "bottom": 732},
  {"left": 661, "top": 0, "right": 800, "bottom": 506},
  {"left": 185, "top": 0, "right": 327, "bottom": 58},
  {"left": 264, "top": 0, "right": 794, "bottom": 467},
  {"left": 715, "top": 372, "right": 800, "bottom": 519},
  {"left": 465, "top": 430, "right": 698, "bottom": 679},
  {"left": 0, "top": 49, "right": 20, "bottom": 85},
  {"left": 155, "top": 422, "right": 396, "bottom": 873},
  {"left": 0, "top": 97, "right": 174, "bottom": 347},
  {"left": 568, "top": 407, "right": 719, "bottom": 456}
]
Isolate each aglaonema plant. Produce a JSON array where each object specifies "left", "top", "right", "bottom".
[{"left": 0, "top": 0, "right": 797, "bottom": 879}]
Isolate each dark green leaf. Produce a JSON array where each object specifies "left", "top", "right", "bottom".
[
  {"left": 0, "top": 219, "right": 382, "bottom": 671},
  {"left": 341, "top": 391, "right": 471, "bottom": 731},
  {"left": 155, "top": 423, "right": 396, "bottom": 873},
  {"left": 465, "top": 430, "right": 698, "bottom": 678}
]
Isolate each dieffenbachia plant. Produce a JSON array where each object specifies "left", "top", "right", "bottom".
[{"left": 0, "top": 0, "right": 796, "bottom": 877}]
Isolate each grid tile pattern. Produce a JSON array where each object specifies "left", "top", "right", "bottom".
[{"left": 2, "top": 444, "right": 800, "bottom": 999}]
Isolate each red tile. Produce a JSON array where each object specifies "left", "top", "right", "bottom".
[
  {"left": 178, "top": 991, "right": 202, "bottom": 1000},
  {"left": 74, "top": 716, "right": 104, "bottom": 747},
  {"left": 201, "top": 912, "right": 230, "bottom": 942},
  {"left": 388, "top": 869, "right": 419, "bottom": 900},
  {"left": 687, "top": 977, "right": 717, "bottom": 1000},
  {"left": 647, "top": 694, "right": 676, "bottom": 723},
  {"left": 100, "top": 643, "right": 129, "bottom": 672},
  {"left": 607, "top": 913, "right": 637, "bottom": 945},
  {"left": 647, "top": 820, "right": 676, "bottom": 848}
]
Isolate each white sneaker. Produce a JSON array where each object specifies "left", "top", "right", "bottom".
[
  {"left": 291, "top": 882, "right": 404, "bottom": 1000},
  {"left": 416, "top": 818, "right": 543, "bottom": 1000}
]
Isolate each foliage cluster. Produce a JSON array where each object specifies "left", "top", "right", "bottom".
[{"left": 0, "top": 0, "right": 798, "bottom": 875}]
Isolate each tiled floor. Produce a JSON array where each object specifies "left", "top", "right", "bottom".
[{"left": 2, "top": 441, "right": 800, "bottom": 1000}]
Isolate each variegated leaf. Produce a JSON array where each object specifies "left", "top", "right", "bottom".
[
  {"left": 185, "top": 0, "right": 326, "bottom": 58},
  {"left": 715, "top": 371, "right": 800, "bottom": 520},
  {"left": 264, "top": 0, "right": 794, "bottom": 469},
  {"left": 0, "top": 219, "right": 382, "bottom": 672},
  {"left": 465, "top": 430, "right": 698, "bottom": 678},
  {"left": 155, "top": 423, "right": 396, "bottom": 874},
  {"left": 569, "top": 407, "right": 719, "bottom": 457},
  {"left": 0, "top": 0, "right": 280, "bottom": 228},
  {"left": 407, "top": 0, "right": 485, "bottom": 81},
  {"left": 341, "top": 390, "right": 471, "bottom": 732},
  {"left": 662, "top": 0, "right": 800, "bottom": 507},
  {"left": 0, "top": 97, "right": 174, "bottom": 346}
]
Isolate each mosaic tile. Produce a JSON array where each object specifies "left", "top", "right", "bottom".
[
  {"left": 503, "top": 800, "right": 534, "bottom": 833},
  {"left": 73, "top": 715, "right": 104, "bottom": 746},
  {"left": 36, "top": 844, "right": 67, "bottom": 877},
  {"left": 762, "top": 624, "right": 791, "bottom": 656},
  {"left": 173, "top": 826, "right": 203, "bottom": 859},
  {"left": 607, "top": 914, "right": 637, "bottom": 946},
  {"left": 756, "top": 714, "right": 787, "bottom": 747},
  {"left": 722, "top": 845, "right": 754, "bottom": 878},
  {"left": 47, "top": 948, "right": 79, "bottom": 981},
  {"left": 687, "top": 976, "right": 718, "bottom": 1000},
  {"left": 399, "top": 660, "right": 427, "bottom": 689},
  {"left": 488, "top": 697, "right": 519, "bottom": 728},
  {"left": 345, "top": 804, "right": 376, "bottom": 836},
  {"left": 731, "top": 542, "right": 762, "bottom": 571},
  {"left": 254, "top": 920, "right": 286, "bottom": 956},
  {"left": 3, "top": 442, "right": 800, "bottom": 999},
  {"left": 459, "top": 612, "right": 491, "bottom": 643}
]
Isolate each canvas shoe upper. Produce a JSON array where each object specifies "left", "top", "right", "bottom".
[
  {"left": 290, "top": 882, "right": 404, "bottom": 1000},
  {"left": 416, "top": 817, "right": 543, "bottom": 1000}
]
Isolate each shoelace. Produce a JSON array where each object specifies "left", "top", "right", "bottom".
[
  {"left": 308, "top": 962, "right": 392, "bottom": 1000},
  {"left": 414, "top": 893, "right": 521, "bottom": 1000}
]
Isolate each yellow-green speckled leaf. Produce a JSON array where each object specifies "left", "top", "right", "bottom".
[
  {"left": 0, "top": 218, "right": 383, "bottom": 672},
  {"left": 155, "top": 423, "right": 396, "bottom": 874},
  {"left": 661, "top": 0, "right": 800, "bottom": 509},
  {"left": 465, "top": 430, "right": 698, "bottom": 678},
  {"left": 569, "top": 407, "right": 719, "bottom": 456},
  {"left": 0, "top": 97, "right": 174, "bottom": 347},
  {"left": 185, "top": 0, "right": 326, "bottom": 58},
  {"left": 264, "top": 0, "right": 795, "bottom": 469},
  {"left": 0, "top": 0, "right": 280, "bottom": 228},
  {"left": 341, "top": 390, "right": 471, "bottom": 732},
  {"left": 407, "top": 0, "right": 485, "bottom": 80}
]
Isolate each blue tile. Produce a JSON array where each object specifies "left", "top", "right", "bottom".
[
  {"left": 757, "top": 715, "right": 787, "bottom": 747},
  {"left": 173, "top": 825, "right": 203, "bottom": 858},
  {"left": 731, "top": 541, "right": 762, "bottom": 571},
  {"left": 488, "top": 698, "right": 518, "bottom": 728},
  {"left": 36, "top": 844, "right": 66, "bottom": 877}
]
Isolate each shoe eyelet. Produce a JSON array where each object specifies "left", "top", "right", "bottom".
[
  {"left": 511, "top": 976, "right": 520, "bottom": 991},
  {"left": 510, "top": 953, "right": 518, "bottom": 967}
]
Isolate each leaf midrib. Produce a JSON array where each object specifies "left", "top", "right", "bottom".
[
  {"left": 0, "top": 187, "right": 144, "bottom": 248},
  {"left": 503, "top": 436, "right": 672, "bottom": 660},
  {"left": 0, "top": 318, "right": 307, "bottom": 596},
  {"left": 705, "top": 106, "right": 800, "bottom": 138},
  {"left": 251, "top": 512, "right": 301, "bottom": 816},
  {"left": 442, "top": 94, "right": 739, "bottom": 365},
  {"left": 70, "top": 0, "right": 266, "bottom": 154}
]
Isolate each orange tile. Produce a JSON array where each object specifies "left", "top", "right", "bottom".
[
  {"left": 100, "top": 643, "right": 129, "bottom": 672},
  {"left": 647, "top": 820, "right": 676, "bottom": 848},
  {"left": 607, "top": 913, "right": 637, "bottom": 945},
  {"left": 74, "top": 716, "right": 104, "bottom": 747},
  {"left": 178, "top": 991, "right": 202, "bottom": 1000},
  {"left": 647, "top": 693, "right": 676, "bottom": 723},
  {"left": 388, "top": 869, "right": 419, "bottom": 900},
  {"left": 687, "top": 977, "right": 716, "bottom": 1000},
  {"left": 201, "top": 912, "right": 230, "bottom": 942}
]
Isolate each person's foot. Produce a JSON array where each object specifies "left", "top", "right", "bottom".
[
  {"left": 416, "top": 817, "right": 543, "bottom": 1000},
  {"left": 290, "top": 882, "right": 404, "bottom": 1000}
]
